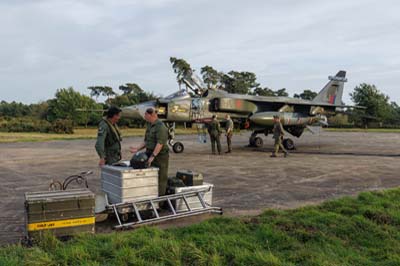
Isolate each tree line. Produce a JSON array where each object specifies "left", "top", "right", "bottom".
[
  {"left": 0, "top": 83, "right": 156, "bottom": 133},
  {"left": 1, "top": 57, "right": 399, "bottom": 133}
]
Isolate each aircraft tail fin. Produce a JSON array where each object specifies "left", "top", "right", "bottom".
[{"left": 312, "top": 70, "right": 347, "bottom": 105}]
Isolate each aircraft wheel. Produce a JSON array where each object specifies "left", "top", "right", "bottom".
[
  {"left": 283, "top": 138, "right": 295, "bottom": 150},
  {"left": 253, "top": 137, "right": 263, "bottom": 148},
  {"left": 173, "top": 142, "right": 184, "bottom": 153}
]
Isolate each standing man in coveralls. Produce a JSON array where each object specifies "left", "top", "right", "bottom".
[
  {"left": 95, "top": 106, "right": 122, "bottom": 166},
  {"left": 130, "top": 107, "right": 169, "bottom": 196}
]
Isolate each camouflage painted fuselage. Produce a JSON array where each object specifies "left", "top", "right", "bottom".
[{"left": 122, "top": 71, "right": 349, "bottom": 138}]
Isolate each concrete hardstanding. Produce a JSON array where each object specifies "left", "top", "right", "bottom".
[{"left": 1, "top": 131, "right": 400, "bottom": 245}]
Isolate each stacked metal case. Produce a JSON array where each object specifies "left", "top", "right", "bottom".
[
  {"left": 101, "top": 165, "right": 159, "bottom": 204},
  {"left": 25, "top": 189, "right": 95, "bottom": 238},
  {"left": 174, "top": 183, "right": 213, "bottom": 212}
]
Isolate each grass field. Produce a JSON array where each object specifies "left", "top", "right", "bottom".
[
  {"left": 2, "top": 188, "right": 400, "bottom": 265},
  {"left": 0, "top": 127, "right": 399, "bottom": 143},
  {"left": 0, "top": 128, "right": 198, "bottom": 143}
]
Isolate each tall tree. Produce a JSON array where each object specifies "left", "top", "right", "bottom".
[
  {"left": 294, "top": 89, "right": 318, "bottom": 100},
  {"left": 250, "top": 87, "right": 289, "bottom": 97},
  {"left": 350, "top": 83, "right": 395, "bottom": 125},
  {"left": 87, "top": 86, "right": 102, "bottom": 101},
  {"left": 170, "top": 57, "right": 193, "bottom": 86},
  {"left": 87, "top": 86, "right": 115, "bottom": 102},
  {"left": 200, "top": 65, "right": 223, "bottom": 89},
  {"left": 251, "top": 87, "right": 276, "bottom": 96},
  {"left": 221, "top": 71, "right": 260, "bottom": 95},
  {"left": 275, "top": 88, "right": 289, "bottom": 97},
  {"left": 388, "top": 102, "right": 400, "bottom": 124},
  {"left": 119, "top": 83, "right": 142, "bottom": 95},
  {"left": 47, "top": 87, "right": 102, "bottom": 126},
  {"left": 102, "top": 86, "right": 115, "bottom": 104},
  {"left": 110, "top": 83, "right": 156, "bottom": 107}
]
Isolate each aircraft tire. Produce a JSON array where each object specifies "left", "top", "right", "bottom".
[
  {"left": 253, "top": 137, "right": 263, "bottom": 148},
  {"left": 173, "top": 142, "right": 184, "bottom": 153},
  {"left": 283, "top": 138, "right": 295, "bottom": 150}
]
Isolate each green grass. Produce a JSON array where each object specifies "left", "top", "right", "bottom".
[
  {"left": 0, "top": 128, "right": 198, "bottom": 143},
  {"left": 2, "top": 127, "right": 398, "bottom": 143},
  {"left": 2, "top": 189, "right": 400, "bottom": 265},
  {"left": 326, "top": 128, "right": 400, "bottom": 133}
]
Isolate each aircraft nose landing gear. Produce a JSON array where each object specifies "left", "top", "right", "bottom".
[
  {"left": 172, "top": 142, "right": 184, "bottom": 153},
  {"left": 166, "top": 122, "right": 185, "bottom": 153}
]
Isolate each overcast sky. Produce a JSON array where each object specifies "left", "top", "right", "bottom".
[{"left": 1, "top": 0, "right": 399, "bottom": 104}]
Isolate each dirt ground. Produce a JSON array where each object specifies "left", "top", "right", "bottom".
[{"left": 0, "top": 131, "right": 399, "bottom": 245}]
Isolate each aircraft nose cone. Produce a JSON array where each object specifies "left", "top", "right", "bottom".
[
  {"left": 121, "top": 101, "right": 156, "bottom": 120},
  {"left": 121, "top": 105, "right": 142, "bottom": 119}
]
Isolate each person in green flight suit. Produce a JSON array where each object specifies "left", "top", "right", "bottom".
[
  {"left": 95, "top": 106, "right": 123, "bottom": 166},
  {"left": 224, "top": 114, "right": 234, "bottom": 153},
  {"left": 271, "top": 115, "right": 289, "bottom": 158},
  {"left": 207, "top": 115, "right": 222, "bottom": 155},
  {"left": 130, "top": 107, "right": 169, "bottom": 196}
]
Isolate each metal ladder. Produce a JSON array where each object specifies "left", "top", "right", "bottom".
[{"left": 107, "top": 187, "right": 222, "bottom": 229}]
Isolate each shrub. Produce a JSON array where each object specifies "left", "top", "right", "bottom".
[
  {"left": 0, "top": 117, "right": 52, "bottom": 133},
  {"left": 51, "top": 119, "right": 74, "bottom": 134}
]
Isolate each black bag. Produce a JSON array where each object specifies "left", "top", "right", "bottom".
[{"left": 130, "top": 152, "right": 149, "bottom": 169}]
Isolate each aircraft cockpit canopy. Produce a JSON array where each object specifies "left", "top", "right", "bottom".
[{"left": 164, "top": 89, "right": 190, "bottom": 100}]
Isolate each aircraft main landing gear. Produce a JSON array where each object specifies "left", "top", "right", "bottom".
[
  {"left": 249, "top": 136, "right": 263, "bottom": 148},
  {"left": 283, "top": 138, "right": 295, "bottom": 150},
  {"left": 249, "top": 130, "right": 296, "bottom": 150},
  {"left": 249, "top": 130, "right": 267, "bottom": 148}
]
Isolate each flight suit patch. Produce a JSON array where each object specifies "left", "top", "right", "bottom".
[{"left": 98, "top": 127, "right": 105, "bottom": 136}]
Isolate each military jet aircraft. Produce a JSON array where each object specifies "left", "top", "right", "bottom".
[{"left": 122, "top": 70, "right": 353, "bottom": 153}]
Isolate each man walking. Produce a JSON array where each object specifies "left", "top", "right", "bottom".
[{"left": 271, "top": 115, "right": 289, "bottom": 158}]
